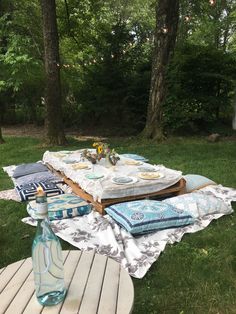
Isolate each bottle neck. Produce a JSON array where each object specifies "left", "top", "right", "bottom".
[{"left": 35, "top": 194, "right": 48, "bottom": 217}]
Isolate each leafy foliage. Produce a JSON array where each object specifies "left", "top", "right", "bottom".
[
  {"left": 0, "top": 0, "right": 236, "bottom": 134},
  {"left": 164, "top": 43, "right": 236, "bottom": 133}
]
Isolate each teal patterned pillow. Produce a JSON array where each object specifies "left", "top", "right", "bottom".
[
  {"left": 163, "top": 192, "right": 232, "bottom": 218},
  {"left": 105, "top": 200, "right": 194, "bottom": 235},
  {"left": 27, "top": 193, "right": 92, "bottom": 220}
]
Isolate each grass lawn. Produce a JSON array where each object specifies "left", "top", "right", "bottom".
[{"left": 0, "top": 135, "right": 236, "bottom": 314}]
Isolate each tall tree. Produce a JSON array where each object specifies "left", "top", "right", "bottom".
[
  {"left": 40, "top": 0, "right": 67, "bottom": 145},
  {"left": 142, "top": 0, "right": 179, "bottom": 140}
]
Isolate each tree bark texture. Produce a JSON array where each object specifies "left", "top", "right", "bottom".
[
  {"left": 142, "top": 0, "right": 179, "bottom": 140},
  {"left": 40, "top": 0, "right": 67, "bottom": 145}
]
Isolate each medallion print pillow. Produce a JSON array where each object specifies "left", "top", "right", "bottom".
[{"left": 105, "top": 199, "right": 194, "bottom": 235}]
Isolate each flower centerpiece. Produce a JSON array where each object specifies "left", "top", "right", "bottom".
[{"left": 82, "top": 142, "right": 120, "bottom": 166}]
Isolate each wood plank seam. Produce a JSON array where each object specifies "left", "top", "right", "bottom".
[
  {"left": 95, "top": 256, "right": 109, "bottom": 314},
  {"left": 115, "top": 264, "right": 121, "bottom": 314},
  {"left": 77, "top": 251, "right": 96, "bottom": 313}
]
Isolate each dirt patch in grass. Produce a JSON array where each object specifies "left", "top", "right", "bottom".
[
  {"left": 2, "top": 124, "right": 107, "bottom": 142},
  {"left": 2, "top": 125, "right": 45, "bottom": 138}
]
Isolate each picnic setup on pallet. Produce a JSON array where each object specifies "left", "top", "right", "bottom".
[
  {"left": 43, "top": 147, "right": 186, "bottom": 214},
  {"left": 1, "top": 142, "right": 236, "bottom": 312}
]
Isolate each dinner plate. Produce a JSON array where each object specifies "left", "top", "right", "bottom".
[
  {"left": 85, "top": 173, "right": 104, "bottom": 180},
  {"left": 137, "top": 166, "right": 158, "bottom": 172},
  {"left": 72, "top": 163, "right": 90, "bottom": 170},
  {"left": 53, "top": 152, "right": 67, "bottom": 158},
  {"left": 63, "top": 158, "right": 80, "bottom": 164},
  {"left": 138, "top": 172, "right": 164, "bottom": 180},
  {"left": 111, "top": 176, "right": 138, "bottom": 185},
  {"left": 121, "top": 154, "right": 148, "bottom": 162},
  {"left": 124, "top": 160, "right": 143, "bottom": 166}
]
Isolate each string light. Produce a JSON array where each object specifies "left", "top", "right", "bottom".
[
  {"left": 161, "top": 27, "right": 168, "bottom": 34},
  {"left": 184, "top": 15, "right": 191, "bottom": 22},
  {"left": 209, "top": 0, "right": 215, "bottom": 5}
]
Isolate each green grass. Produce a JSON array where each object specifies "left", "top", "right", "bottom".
[{"left": 0, "top": 136, "right": 236, "bottom": 314}]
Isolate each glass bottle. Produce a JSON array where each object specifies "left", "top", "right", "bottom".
[{"left": 32, "top": 188, "right": 67, "bottom": 306}]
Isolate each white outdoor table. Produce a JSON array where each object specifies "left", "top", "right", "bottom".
[{"left": 0, "top": 250, "right": 134, "bottom": 314}]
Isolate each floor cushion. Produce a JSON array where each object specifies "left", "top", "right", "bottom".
[
  {"left": 183, "top": 174, "right": 216, "bottom": 193},
  {"left": 13, "top": 162, "right": 48, "bottom": 178},
  {"left": 15, "top": 171, "right": 62, "bottom": 187},
  {"left": 163, "top": 192, "right": 232, "bottom": 218},
  {"left": 27, "top": 193, "right": 92, "bottom": 220},
  {"left": 105, "top": 199, "right": 195, "bottom": 235},
  {"left": 15, "top": 181, "right": 64, "bottom": 201}
]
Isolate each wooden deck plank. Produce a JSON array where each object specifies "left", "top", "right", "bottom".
[
  {"left": 0, "top": 260, "right": 25, "bottom": 293},
  {"left": 0, "top": 258, "right": 32, "bottom": 314},
  {"left": 60, "top": 250, "right": 95, "bottom": 314},
  {"left": 116, "top": 267, "right": 134, "bottom": 314},
  {"left": 5, "top": 271, "right": 35, "bottom": 314},
  {"left": 97, "top": 258, "right": 120, "bottom": 314},
  {"left": 78, "top": 253, "right": 107, "bottom": 314}
]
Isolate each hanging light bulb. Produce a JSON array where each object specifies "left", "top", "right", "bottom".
[
  {"left": 161, "top": 27, "right": 168, "bottom": 34},
  {"left": 209, "top": 0, "right": 215, "bottom": 5},
  {"left": 184, "top": 15, "right": 191, "bottom": 22}
]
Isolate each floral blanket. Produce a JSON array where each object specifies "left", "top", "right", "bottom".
[{"left": 22, "top": 185, "right": 236, "bottom": 279}]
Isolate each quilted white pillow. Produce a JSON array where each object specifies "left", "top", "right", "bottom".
[{"left": 163, "top": 192, "right": 232, "bottom": 218}]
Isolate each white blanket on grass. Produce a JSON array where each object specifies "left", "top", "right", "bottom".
[{"left": 22, "top": 185, "right": 236, "bottom": 278}]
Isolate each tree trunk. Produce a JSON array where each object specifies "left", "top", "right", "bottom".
[
  {"left": 232, "top": 87, "right": 236, "bottom": 130},
  {"left": 40, "top": 0, "right": 67, "bottom": 145},
  {"left": 142, "top": 0, "right": 179, "bottom": 140},
  {"left": 0, "top": 127, "right": 5, "bottom": 144}
]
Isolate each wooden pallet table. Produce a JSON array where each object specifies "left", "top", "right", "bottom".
[
  {"left": 65, "top": 177, "right": 186, "bottom": 215},
  {"left": 0, "top": 250, "right": 134, "bottom": 314},
  {"left": 49, "top": 165, "right": 186, "bottom": 215}
]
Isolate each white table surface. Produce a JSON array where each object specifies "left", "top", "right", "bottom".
[{"left": 0, "top": 250, "right": 134, "bottom": 314}]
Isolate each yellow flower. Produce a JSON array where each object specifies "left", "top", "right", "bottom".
[{"left": 97, "top": 146, "right": 103, "bottom": 154}]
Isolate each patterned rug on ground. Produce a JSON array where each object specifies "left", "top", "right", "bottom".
[{"left": 22, "top": 185, "right": 236, "bottom": 278}]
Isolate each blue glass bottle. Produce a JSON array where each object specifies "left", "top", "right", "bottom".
[{"left": 32, "top": 188, "right": 66, "bottom": 306}]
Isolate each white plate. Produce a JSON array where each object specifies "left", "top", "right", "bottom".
[
  {"left": 85, "top": 173, "right": 104, "bottom": 180},
  {"left": 111, "top": 176, "right": 138, "bottom": 185},
  {"left": 138, "top": 166, "right": 157, "bottom": 172},
  {"left": 124, "top": 160, "right": 143, "bottom": 166},
  {"left": 121, "top": 154, "right": 148, "bottom": 162},
  {"left": 72, "top": 163, "right": 91, "bottom": 170},
  {"left": 63, "top": 158, "right": 80, "bottom": 164},
  {"left": 138, "top": 172, "right": 164, "bottom": 180}
]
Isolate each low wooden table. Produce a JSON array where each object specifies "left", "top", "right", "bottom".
[
  {"left": 0, "top": 250, "right": 134, "bottom": 314},
  {"left": 62, "top": 176, "right": 186, "bottom": 215},
  {"left": 48, "top": 165, "right": 186, "bottom": 215}
]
